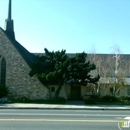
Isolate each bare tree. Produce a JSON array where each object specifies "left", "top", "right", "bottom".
[
  {"left": 87, "top": 45, "right": 129, "bottom": 96},
  {"left": 87, "top": 53, "right": 102, "bottom": 95},
  {"left": 103, "top": 45, "right": 128, "bottom": 96}
]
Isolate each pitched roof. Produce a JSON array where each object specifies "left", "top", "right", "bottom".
[{"left": 0, "top": 27, "right": 36, "bottom": 67}]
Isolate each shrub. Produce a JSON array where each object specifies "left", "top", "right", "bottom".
[
  {"left": 101, "top": 95, "right": 119, "bottom": 102},
  {"left": 84, "top": 98, "right": 96, "bottom": 104},
  {"left": 118, "top": 96, "right": 130, "bottom": 102},
  {"left": 10, "top": 96, "right": 67, "bottom": 103},
  {"left": 0, "top": 84, "right": 8, "bottom": 98},
  {"left": 57, "top": 97, "right": 67, "bottom": 102},
  {"left": 125, "top": 96, "right": 130, "bottom": 101},
  {"left": 89, "top": 95, "right": 100, "bottom": 100},
  {"left": 0, "top": 97, "right": 11, "bottom": 103},
  {"left": 84, "top": 95, "right": 101, "bottom": 104}
]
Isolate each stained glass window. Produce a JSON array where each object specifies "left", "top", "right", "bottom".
[{"left": 0, "top": 58, "right": 6, "bottom": 85}]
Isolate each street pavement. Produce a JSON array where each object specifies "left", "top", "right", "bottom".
[
  {"left": 0, "top": 109, "right": 129, "bottom": 130},
  {"left": 0, "top": 103, "right": 130, "bottom": 110}
]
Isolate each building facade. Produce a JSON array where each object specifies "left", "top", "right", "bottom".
[
  {"left": 0, "top": 0, "right": 130, "bottom": 101},
  {"left": 0, "top": 0, "right": 48, "bottom": 100}
]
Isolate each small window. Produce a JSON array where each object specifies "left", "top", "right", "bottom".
[{"left": 51, "top": 87, "right": 55, "bottom": 92}]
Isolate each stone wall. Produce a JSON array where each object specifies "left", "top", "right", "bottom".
[{"left": 0, "top": 28, "right": 49, "bottom": 100}]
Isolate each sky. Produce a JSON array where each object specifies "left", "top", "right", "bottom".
[{"left": 0, "top": 0, "right": 130, "bottom": 54}]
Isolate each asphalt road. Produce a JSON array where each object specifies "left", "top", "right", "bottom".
[{"left": 0, "top": 109, "right": 129, "bottom": 130}]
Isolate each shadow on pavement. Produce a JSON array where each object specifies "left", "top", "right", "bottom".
[{"left": 66, "top": 100, "right": 86, "bottom": 105}]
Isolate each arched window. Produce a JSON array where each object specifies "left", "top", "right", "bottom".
[{"left": 0, "top": 57, "right": 6, "bottom": 85}]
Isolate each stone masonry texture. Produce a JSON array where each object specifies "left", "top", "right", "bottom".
[{"left": 0, "top": 28, "right": 49, "bottom": 100}]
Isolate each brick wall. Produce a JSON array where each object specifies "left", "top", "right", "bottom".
[{"left": 0, "top": 28, "right": 49, "bottom": 100}]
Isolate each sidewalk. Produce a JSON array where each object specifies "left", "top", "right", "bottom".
[{"left": 0, "top": 103, "right": 130, "bottom": 110}]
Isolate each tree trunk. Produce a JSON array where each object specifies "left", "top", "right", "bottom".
[{"left": 54, "top": 83, "right": 63, "bottom": 98}]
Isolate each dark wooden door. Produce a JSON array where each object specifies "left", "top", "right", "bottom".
[{"left": 70, "top": 86, "right": 81, "bottom": 100}]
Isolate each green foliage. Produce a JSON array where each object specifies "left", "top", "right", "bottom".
[
  {"left": 30, "top": 48, "right": 69, "bottom": 85},
  {"left": 84, "top": 95, "right": 100, "bottom": 104},
  {"left": 57, "top": 97, "right": 67, "bottom": 102},
  {"left": 84, "top": 98, "right": 97, "bottom": 104},
  {"left": 29, "top": 48, "right": 100, "bottom": 98},
  {"left": 0, "top": 84, "right": 8, "bottom": 98},
  {"left": 68, "top": 52, "right": 100, "bottom": 86},
  {"left": 89, "top": 95, "right": 100, "bottom": 99},
  {"left": 118, "top": 96, "right": 130, "bottom": 102},
  {"left": 10, "top": 97, "right": 66, "bottom": 104},
  {"left": 100, "top": 95, "right": 119, "bottom": 102},
  {"left": 84, "top": 95, "right": 130, "bottom": 105}
]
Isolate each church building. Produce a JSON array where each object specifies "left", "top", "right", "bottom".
[
  {"left": 0, "top": 0, "right": 130, "bottom": 101},
  {"left": 0, "top": 0, "right": 49, "bottom": 100}
]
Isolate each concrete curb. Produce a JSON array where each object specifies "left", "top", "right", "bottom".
[{"left": 0, "top": 103, "right": 130, "bottom": 110}]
